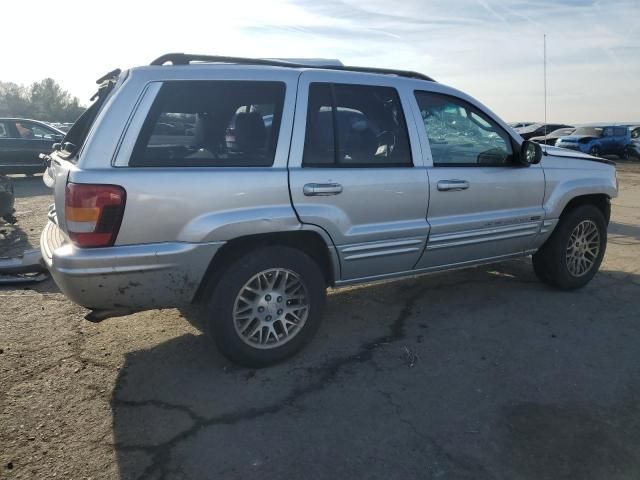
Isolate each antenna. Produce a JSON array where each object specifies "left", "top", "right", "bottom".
[{"left": 543, "top": 33, "right": 548, "bottom": 141}]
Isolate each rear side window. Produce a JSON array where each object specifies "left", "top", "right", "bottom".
[
  {"left": 303, "top": 83, "right": 412, "bottom": 167},
  {"left": 131, "top": 81, "right": 285, "bottom": 167},
  {"left": 0, "top": 122, "right": 9, "bottom": 138},
  {"left": 614, "top": 127, "right": 627, "bottom": 136}
]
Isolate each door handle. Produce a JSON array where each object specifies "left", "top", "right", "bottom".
[
  {"left": 303, "top": 183, "right": 343, "bottom": 196},
  {"left": 437, "top": 180, "right": 470, "bottom": 191}
]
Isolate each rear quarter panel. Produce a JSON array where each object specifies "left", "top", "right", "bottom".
[{"left": 70, "top": 66, "right": 303, "bottom": 245}]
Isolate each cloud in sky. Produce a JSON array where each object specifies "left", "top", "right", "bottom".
[{"left": 3, "top": 0, "right": 639, "bottom": 123}]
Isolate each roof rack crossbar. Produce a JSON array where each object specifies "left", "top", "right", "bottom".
[{"left": 150, "top": 53, "right": 435, "bottom": 82}]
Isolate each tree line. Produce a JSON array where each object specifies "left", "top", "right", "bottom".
[{"left": 0, "top": 78, "right": 85, "bottom": 123}]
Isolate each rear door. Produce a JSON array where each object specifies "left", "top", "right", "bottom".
[
  {"left": 614, "top": 127, "right": 629, "bottom": 153},
  {"left": 411, "top": 90, "right": 546, "bottom": 269},
  {"left": 288, "top": 72, "right": 429, "bottom": 281},
  {"left": 601, "top": 127, "right": 614, "bottom": 154}
]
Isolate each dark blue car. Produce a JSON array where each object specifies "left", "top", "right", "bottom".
[{"left": 556, "top": 125, "right": 631, "bottom": 158}]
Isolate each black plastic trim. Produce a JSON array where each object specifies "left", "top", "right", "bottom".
[{"left": 150, "top": 53, "right": 435, "bottom": 82}]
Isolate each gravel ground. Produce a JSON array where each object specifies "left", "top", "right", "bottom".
[{"left": 1, "top": 164, "right": 640, "bottom": 480}]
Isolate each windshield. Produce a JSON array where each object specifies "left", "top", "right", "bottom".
[
  {"left": 549, "top": 128, "right": 574, "bottom": 136},
  {"left": 573, "top": 126, "right": 603, "bottom": 137},
  {"left": 59, "top": 69, "right": 122, "bottom": 160}
]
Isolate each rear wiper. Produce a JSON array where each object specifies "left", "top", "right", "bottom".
[
  {"left": 96, "top": 68, "right": 121, "bottom": 85},
  {"left": 90, "top": 68, "right": 121, "bottom": 101}
]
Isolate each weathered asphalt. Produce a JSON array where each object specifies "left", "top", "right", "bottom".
[{"left": 1, "top": 164, "right": 640, "bottom": 479}]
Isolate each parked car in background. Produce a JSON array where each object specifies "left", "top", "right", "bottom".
[
  {"left": 627, "top": 126, "right": 640, "bottom": 160},
  {"left": 0, "top": 119, "right": 65, "bottom": 174},
  {"left": 40, "top": 54, "right": 617, "bottom": 366},
  {"left": 0, "top": 175, "right": 14, "bottom": 223},
  {"left": 516, "top": 123, "right": 574, "bottom": 140},
  {"left": 530, "top": 127, "right": 575, "bottom": 146},
  {"left": 556, "top": 125, "right": 631, "bottom": 158},
  {"left": 509, "top": 121, "right": 535, "bottom": 129},
  {"left": 49, "top": 122, "right": 75, "bottom": 133}
]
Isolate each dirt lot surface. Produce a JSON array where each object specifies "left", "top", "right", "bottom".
[{"left": 1, "top": 164, "right": 640, "bottom": 480}]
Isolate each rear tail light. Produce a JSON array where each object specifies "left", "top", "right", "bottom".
[{"left": 65, "top": 183, "right": 126, "bottom": 248}]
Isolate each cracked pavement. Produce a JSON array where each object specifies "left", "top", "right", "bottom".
[{"left": 1, "top": 164, "right": 640, "bottom": 479}]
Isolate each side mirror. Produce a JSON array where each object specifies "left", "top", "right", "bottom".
[{"left": 519, "top": 140, "right": 542, "bottom": 166}]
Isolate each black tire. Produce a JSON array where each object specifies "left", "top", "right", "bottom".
[
  {"left": 532, "top": 204, "right": 607, "bottom": 290},
  {"left": 200, "top": 245, "right": 326, "bottom": 367},
  {"left": 589, "top": 145, "right": 601, "bottom": 157},
  {"left": 619, "top": 147, "right": 629, "bottom": 160}
]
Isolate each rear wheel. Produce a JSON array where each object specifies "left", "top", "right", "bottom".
[
  {"left": 200, "top": 246, "right": 326, "bottom": 367},
  {"left": 589, "top": 145, "right": 601, "bottom": 157},
  {"left": 532, "top": 204, "right": 607, "bottom": 290}
]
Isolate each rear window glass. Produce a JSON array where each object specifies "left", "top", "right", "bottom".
[
  {"left": 303, "top": 83, "right": 412, "bottom": 167},
  {"left": 130, "top": 81, "right": 286, "bottom": 167},
  {"left": 59, "top": 71, "right": 122, "bottom": 160}
]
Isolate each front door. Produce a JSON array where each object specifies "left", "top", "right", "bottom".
[
  {"left": 288, "top": 72, "right": 429, "bottom": 281},
  {"left": 411, "top": 91, "right": 546, "bottom": 269}
]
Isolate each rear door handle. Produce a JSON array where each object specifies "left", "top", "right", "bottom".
[
  {"left": 437, "top": 179, "right": 470, "bottom": 191},
  {"left": 303, "top": 183, "right": 343, "bottom": 196}
]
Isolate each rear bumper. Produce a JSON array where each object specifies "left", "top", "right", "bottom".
[{"left": 40, "top": 221, "right": 223, "bottom": 309}]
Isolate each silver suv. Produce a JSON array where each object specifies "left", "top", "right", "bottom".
[{"left": 40, "top": 54, "right": 618, "bottom": 366}]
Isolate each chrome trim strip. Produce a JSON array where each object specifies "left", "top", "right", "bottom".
[
  {"left": 427, "top": 229, "right": 539, "bottom": 250},
  {"left": 344, "top": 246, "right": 422, "bottom": 261},
  {"left": 429, "top": 222, "right": 538, "bottom": 243},
  {"left": 540, "top": 219, "right": 558, "bottom": 234},
  {"left": 341, "top": 238, "right": 423, "bottom": 253}
]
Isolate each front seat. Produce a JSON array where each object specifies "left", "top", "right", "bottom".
[
  {"left": 341, "top": 116, "right": 378, "bottom": 164},
  {"left": 233, "top": 111, "right": 267, "bottom": 158}
]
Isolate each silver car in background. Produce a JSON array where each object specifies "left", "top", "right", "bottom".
[{"left": 40, "top": 54, "right": 618, "bottom": 366}]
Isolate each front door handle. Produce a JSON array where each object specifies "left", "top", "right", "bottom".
[
  {"left": 303, "top": 183, "right": 343, "bottom": 196},
  {"left": 437, "top": 179, "right": 470, "bottom": 191}
]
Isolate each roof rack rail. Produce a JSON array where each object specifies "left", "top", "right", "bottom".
[{"left": 150, "top": 53, "right": 435, "bottom": 82}]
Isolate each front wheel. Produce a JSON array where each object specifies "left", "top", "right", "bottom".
[
  {"left": 589, "top": 145, "right": 602, "bottom": 157},
  {"left": 532, "top": 204, "right": 607, "bottom": 290},
  {"left": 200, "top": 246, "right": 326, "bottom": 367}
]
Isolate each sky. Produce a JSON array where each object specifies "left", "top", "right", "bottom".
[{"left": 2, "top": 0, "right": 639, "bottom": 124}]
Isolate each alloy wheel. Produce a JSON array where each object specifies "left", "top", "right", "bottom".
[
  {"left": 565, "top": 220, "right": 600, "bottom": 277},
  {"left": 232, "top": 268, "right": 309, "bottom": 349}
]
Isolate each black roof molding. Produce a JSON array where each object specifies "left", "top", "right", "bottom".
[{"left": 150, "top": 53, "right": 435, "bottom": 82}]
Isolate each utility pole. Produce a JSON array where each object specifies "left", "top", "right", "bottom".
[{"left": 544, "top": 33, "right": 548, "bottom": 138}]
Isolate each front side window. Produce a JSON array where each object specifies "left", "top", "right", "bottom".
[
  {"left": 303, "top": 83, "right": 412, "bottom": 167},
  {"left": 573, "top": 127, "right": 603, "bottom": 137},
  {"left": 0, "top": 122, "right": 9, "bottom": 138},
  {"left": 415, "top": 91, "right": 513, "bottom": 166},
  {"left": 131, "top": 81, "right": 285, "bottom": 167},
  {"left": 31, "top": 124, "right": 57, "bottom": 140}
]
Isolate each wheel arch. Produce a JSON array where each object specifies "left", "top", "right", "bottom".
[
  {"left": 192, "top": 229, "right": 339, "bottom": 303},
  {"left": 560, "top": 193, "right": 611, "bottom": 224}
]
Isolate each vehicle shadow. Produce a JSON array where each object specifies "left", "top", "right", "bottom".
[
  {"left": 609, "top": 221, "right": 640, "bottom": 243},
  {"left": 110, "top": 259, "right": 640, "bottom": 480}
]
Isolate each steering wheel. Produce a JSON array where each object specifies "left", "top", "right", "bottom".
[{"left": 376, "top": 130, "right": 396, "bottom": 156}]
